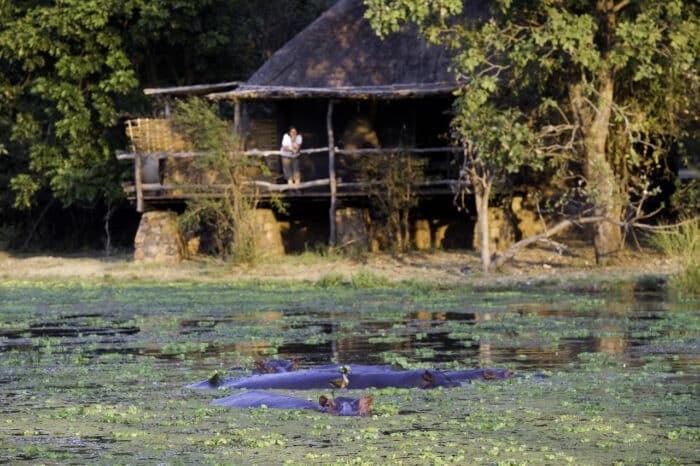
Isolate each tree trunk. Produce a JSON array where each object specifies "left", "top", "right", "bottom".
[
  {"left": 584, "top": 69, "right": 622, "bottom": 264},
  {"left": 474, "top": 180, "right": 492, "bottom": 272}
]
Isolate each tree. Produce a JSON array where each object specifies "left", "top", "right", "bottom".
[
  {"left": 128, "top": 0, "right": 334, "bottom": 86},
  {"left": 360, "top": 152, "right": 426, "bottom": 254},
  {"left": 0, "top": 0, "right": 333, "bottom": 249},
  {"left": 364, "top": 0, "right": 699, "bottom": 267},
  {"left": 172, "top": 98, "right": 268, "bottom": 264},
  {"left": 0, "top": 0, "right": 142, "bottom": 211}
]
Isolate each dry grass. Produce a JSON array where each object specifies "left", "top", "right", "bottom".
[{"left": 0, "top": 244, "right": 678, "bottom": 290}]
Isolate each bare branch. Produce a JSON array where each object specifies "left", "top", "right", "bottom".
[
  {"left": 612, "top": 0, "right": 631, "bottom": 14},
  {"left": 489, "top": 214, "right": 606, "bottom": 271},
  {"left": 630, "top": 216, "right": 700, "bottom": 231}
]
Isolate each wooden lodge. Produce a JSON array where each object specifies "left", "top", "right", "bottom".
[{"left": 118, "top": 0, "right": 488, "bottom": 258}]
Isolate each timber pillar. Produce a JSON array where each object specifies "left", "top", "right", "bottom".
[
  {"left": 335, "top": 208, "right": 369, "bottom": 250},
  {"left": 134, "top": 211, "right": 185, "bottom": 263}
]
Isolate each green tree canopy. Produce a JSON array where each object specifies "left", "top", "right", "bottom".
[
  {"left": 0, "top": 0, "right": 144, "bottom": 210},
  {"left": 365, "top": 0, "right": 699, "bottom": 265},
  {"left": 0, "top": 0, "right": 332, "bottom": 223}
]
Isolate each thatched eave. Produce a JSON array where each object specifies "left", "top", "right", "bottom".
[
  {"left": 208, "top": 82, "right": 459, "bottom": 101},
  {"left": 144, "top": 81, "right": 241, "bottom": 97}
]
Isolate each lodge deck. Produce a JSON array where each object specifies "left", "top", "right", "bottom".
[{"left": 117, "top": 146, "right": 465, "bottom": 210}]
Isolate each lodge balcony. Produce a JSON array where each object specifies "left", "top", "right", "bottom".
[{"left": 117, "top": 117, "right": 465, "bottom": 213}]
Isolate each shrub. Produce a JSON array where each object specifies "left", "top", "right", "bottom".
[
  {"left": 649, "top": 219, "right": 700, "bottom": 296},
  {"left": 669, "top": 261, "right": 700, "bottom": 296},
  {"left": 315, "top": 272, "right": 345, "bottom": 288},
  {"left": 172, "top": 98, "right": 263, "bottom": 265},
  {"left": 351, "top": 270, "right": 390, "bottom": 288}
]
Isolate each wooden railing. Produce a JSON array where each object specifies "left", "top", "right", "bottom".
[{"left": 116, "top": 145, "right": 463, "bottom": 213}]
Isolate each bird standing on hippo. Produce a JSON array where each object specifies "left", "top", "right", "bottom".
[
  {"left": 187, "top": 363, "right": 514, "bottom": 390},
  {"left": 189, "top": 361, "right": 520, "bottom": 416}
]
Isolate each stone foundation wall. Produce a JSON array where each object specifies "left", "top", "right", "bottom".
[
  {"left": 471, "top": 197, "right": 548, "bottom": 252},
  {"left": 134, "top": 211, "right": 185, "bottom": 263},
  {"left": 472, "top": 207, "right": 517, "bottom": 253},
  {"left": 414, "top": 219, "right": 453, "bottom": 250},
  {"left": 254, "top": 209, "right": 285, "bottom": 257},
  {"left": 336, "top": 208, "right": 370, "bottom": 250}
]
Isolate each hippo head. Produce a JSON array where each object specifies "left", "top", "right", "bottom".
[
  {"left": 319, "top": 395, "right": 373, "bottom": 416},
  {"left": 421, "top": 370, "right": 458, "bottom": 389},
  {"left": 482, "top": 369, "right": 515, "bottom": 381},
  {"left": 253, "top": 358, "right": 299, "bottom": 374}
]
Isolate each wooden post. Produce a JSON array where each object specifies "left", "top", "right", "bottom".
[
  {"left": 233, "top": 98, "right": 241, "bottom": 134},
  {"left": 233, "top": 98, "right": 242, "bottom": 150},
  {"left": 135, "top": 153, "right": 144, "bottom": 213},
  {"left": 327, "top": 100, "right": 337, "bottom": 247}
]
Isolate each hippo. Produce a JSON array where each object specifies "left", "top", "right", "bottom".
[
  {"left": 252, "top": 358, "right": 299, "bottom": 374},
  {"left": 445, "top": 368, "right": 516, "bottom": 383},
  {"left": 188, "top": 365, "right": 460, "bottom": 390},
  {"left": 319, "top": 394, "right": 372, "bottom": 416},
  {"left": 210, "top": 390, "right": 373, "bottom": 416}
]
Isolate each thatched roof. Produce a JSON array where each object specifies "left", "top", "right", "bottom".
[
  {"left": 144, "top": 81, "right": 240, "bottom": 97},
  {"left": 210, "top": 0, "right": 482, "bottom": 100}
]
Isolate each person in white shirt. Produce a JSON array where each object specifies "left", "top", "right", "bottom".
[{"left": 280, "top": 126, "right": 302, "bottom": 184}]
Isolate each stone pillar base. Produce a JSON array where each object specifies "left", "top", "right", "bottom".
[
  {"left": 254, "top": 209, "right": 285, "bottom": 257},
  {"left": 336, "top": 208, "right": 369, "bottom": 250},
  {"left": 473, "top": 207, "right": 516, "bottom": 253},
  {"left": 134, "top": 211, "right": 185, "bottom": 263}
]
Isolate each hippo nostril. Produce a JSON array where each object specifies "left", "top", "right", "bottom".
[{"left": 338, "top": 403, "right": 354, "bottom": 416}]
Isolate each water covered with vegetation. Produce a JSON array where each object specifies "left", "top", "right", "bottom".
[{"left": 1, "top": 280, "right": 698, "bottom": 464}]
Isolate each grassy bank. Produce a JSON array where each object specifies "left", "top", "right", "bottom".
[{"left": 0, "top": 246, "right": 682, "bottom": 294}]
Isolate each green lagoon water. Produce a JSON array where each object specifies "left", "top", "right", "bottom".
[{"left": 0, "top": 281, "right": 698, "bottom": 464}]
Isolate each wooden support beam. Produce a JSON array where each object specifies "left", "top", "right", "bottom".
[
  {"left": 116, "top": 146, "right": 458, "bottom": 160},
  {"left": 208, "top": 82, "right": 458, "bottom": 100},
  {"left": 327, "top": 100, "right": 337, "bottom": 247},
  {"left": 123, "top": 178, "right": 460, "bottom": 194},
  {"left": 233, "top": 98, "right": 241, "bottom": 135},
  {"left": 135, "top": 153, "right": 144, "bottom": 213},
  {"left": 334, "top": 147, "right": 458, "bottom": 155},
  {"left": 116, "top": 147, "right": 331, "bottom": 160}
]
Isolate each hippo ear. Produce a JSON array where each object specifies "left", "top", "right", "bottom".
[
  {"left": 358, "top": 395, "right": 373, "bottom": 416},
  {"left": 422, "top": 370, "right": 434, "bottom": 387}
]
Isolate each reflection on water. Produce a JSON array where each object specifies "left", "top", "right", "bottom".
[
  {"left": 0, "top": 286, "right": 698, "bottom": 375},
  {"left": 172, "top": 291, "right": 698, "bottom": 373}
]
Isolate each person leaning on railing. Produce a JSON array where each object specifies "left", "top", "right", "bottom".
[{"left": 280, "top": 126, "right": 302, "bottom": 184}]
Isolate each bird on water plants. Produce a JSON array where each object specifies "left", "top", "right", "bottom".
[{"left": 329, "top": 365, "right": 350, "bottom": 395}]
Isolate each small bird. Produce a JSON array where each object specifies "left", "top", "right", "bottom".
[{"left": 329, "top": 365, "right": 350, "bottom": 395}]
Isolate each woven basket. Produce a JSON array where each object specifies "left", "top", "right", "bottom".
[{"left": 125, "top": 118, "right": 193, "bottom": 153}]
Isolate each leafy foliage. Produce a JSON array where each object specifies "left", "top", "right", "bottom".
[
  {"left": 0, "top": 0, "right": 333, "bottom": 249},
  {"left": 0, "top": 0, "right": 141, "bottom": 209},
  {"left": 360, "top": 152, "right": 425, "bottom": 253},
  {"left": 172, "top": 98, "right": 263, "bottom": 264},
  {"left": 364, "top": 0, "right": 699, "bottom": 267}
]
